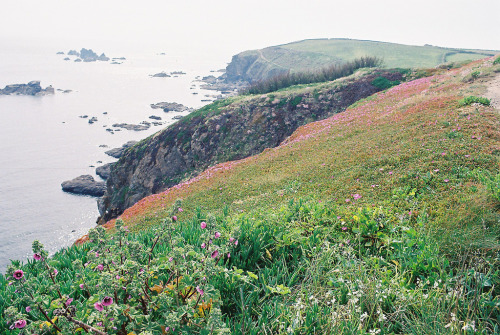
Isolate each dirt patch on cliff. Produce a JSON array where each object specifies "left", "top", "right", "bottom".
[{"left": 485, "top": 73, "right": 500, "bottom": 109}]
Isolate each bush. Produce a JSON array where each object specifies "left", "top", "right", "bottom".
[
  {"left": 493, "top": 56, "right": 500, "bottom": 65},
  {"left": 371, "top": 76, "right": 400, "bottom": 90},
  {"left": 458, "top": 96, "right": 491, "bottom": 106}
]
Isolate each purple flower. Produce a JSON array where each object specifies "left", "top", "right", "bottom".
[
  {"left": 169, "top": 257, "right": 173, "bottom": 262},
  {"left": 66, "top": 298, "right": 73, "bottom": 306},
  {"left": 97, "top": 264, "right": 104, "bottom": 271},
  {"left": 94, "top": 302, "right": 104, "bottom": 311},
  {"left": 201, "top": 243, "right": 206, "bottom": 249},
  {"left": 200, "top": 221, "right": 207, "bottom": 229},
  {"left": 214, "top": 232, "right": 221, "bottom": 239},
  {"left": 79, "top": 284, "right": 84, "bottom": 289},
  {"left": 211, "top": 250, "right": 219, "bottom": 259},
  {"left": 14, "top": 319, "right": 26, "bottom": 329},
  {"left": 13, "top": 270, "right": 24, "bottom": 280},
  {"left": 196, "top": 285, "right": 204, "bottom": 296},
  {"left": 172, "top": 215, "right": 177, "bottom": 222},
  {"left": 102, "top": 296, "right": 113, "bottom": 306},
  {"left": 33, "top": 253, "right": 42, "bottom": 261},
  {"left": 25, "top": 306, "right": 31, "bottom": 313}
]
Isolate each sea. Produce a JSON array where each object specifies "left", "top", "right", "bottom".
[{"left": 0, "top": 43, "right": 229, "bottom": 273}]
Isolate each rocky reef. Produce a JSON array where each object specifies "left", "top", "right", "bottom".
[
  {"left": 98, "top": 69, "right": 405, "bottom": 223},
  {"left": 61, "top": 175, "right": 106, "bottom": 197},
  {"left": 0, "top": 81, "right": 54, "bottom": 96}
]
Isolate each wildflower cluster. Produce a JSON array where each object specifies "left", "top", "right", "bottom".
[{"left": 2, "top": 202, "right": 235, "bottom": 334}]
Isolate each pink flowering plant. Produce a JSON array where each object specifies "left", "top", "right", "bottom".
[{"left": 2, "top": 201, "right": 238, "bottom": 334}]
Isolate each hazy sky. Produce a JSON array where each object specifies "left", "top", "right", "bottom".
[{"left": 1, "top": 0, "right": 499, "bottom": 58}]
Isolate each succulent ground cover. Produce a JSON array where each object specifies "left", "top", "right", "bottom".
[{"left": 1, "top": 57, "right": 500, "bottom": 334}]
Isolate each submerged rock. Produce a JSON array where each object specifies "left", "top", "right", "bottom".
[
  {"left": 150, "top": 102, "right": 193, "bottom": 113},
  {"left": 61, "top": 175, "right": 106, "bottom": 197},
  {"left": 112, "top": 123, "right": 150, "bottom": 131}
]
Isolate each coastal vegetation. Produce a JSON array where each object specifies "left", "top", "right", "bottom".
[
  {"left": 241, "top": 56, "right": 382, "bottom": 95},
  {"left": 1, "top": 56, "right": 500, "bottom": 334}
]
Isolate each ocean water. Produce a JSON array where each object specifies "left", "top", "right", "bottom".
[{"left": 0, "top": 45, "right": 228, "bottom": 273}]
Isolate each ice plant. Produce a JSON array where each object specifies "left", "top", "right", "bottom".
[
  {"left": 33, "top": 253, "right": 42, "bottom": 260},
  {"left": 200, "top": 221, "right": 207, "bottom": 229},
  {"left": 214, "top": 232, "right": 221, "bottom": 239},
  {"left": 211, "top": 250, "right": 219, "bottom": 258}
]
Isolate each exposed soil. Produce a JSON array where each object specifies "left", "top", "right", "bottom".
[{"left": 485, "top": 73, "right": 500, "bottom": 109}]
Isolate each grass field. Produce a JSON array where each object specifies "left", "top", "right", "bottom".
[{"left": 236, "top": 38, "right": 498, "bottom": 80}]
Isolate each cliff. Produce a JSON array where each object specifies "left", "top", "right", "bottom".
[
  {"left": 98, "top": 69, "right": 406, "bottom": 222},
  {"left": 222, "top": 38, "right": 498, "bottom": 84}
]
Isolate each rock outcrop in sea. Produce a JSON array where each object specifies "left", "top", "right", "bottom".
[
  {"left": 61, "top": 175, "right": 106, "bottom": 197},
  {"left": 0, "top": 81, "right": 54, "bottom": 96}
]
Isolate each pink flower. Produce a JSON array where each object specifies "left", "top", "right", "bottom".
[
  {"left": 444, "top": 179, "right": 449, "bottom": 183},
  {"left": 441, "top": 152, "right": 446, "bottom": 156},
  {"left": 53, "top": 269, "right": 58, "bottom": 276},
  {"left": 65, "top": 298, "right": 73, "bottom": 306},
  {"left": 211, "top": 250, "right": 219, "bottom": 258},
  {"left": 345, "top": 199, "right": 350, "bottom": 203},
  {"left": 229, "top": 237, "right": 234, "bottom": 243},
  {"left": 200, "top": 221, "right": 207, "bottom": 229},
  {"left": 342, "top": 227, "right": 348, "bottom": 231},
  {"left": 214, "top": 232, "right": 221, "bottom": 239},
  {"left": 97, "top": 264, "right": 104, "bottom": 271},
  {"left": 13, "top": 270, "right": 24, "bottom": 280},
  {"left": 33, "top": 253, "right": 42, "bottom": 261},
  {"left": 14, "top": 319, "right": 26, "bottom": 329},
  {"left": 169, "top": 257, "right": 174, "bottom": 262},
  {"left": 234, "top": 240, "right": 238, "bottom": 246},
  {"left": 201, "top": 243, "right": 206, "bottom": 249},
  {"left": 227, "top": 253, "right": 231, "bottom": 258},
  {"left": 25, "top": 306, "right": 31, "bottom": 312},
  {"left": 178, "top": 208, "right": 183, "bottom": 212},
  {"left": 389, "top": 171, "right": 393, "bottom": 175},
  {"left": 102, "top": 296, "right": 113, "bottom": 306},
  {"left": 352, "top": 194, "right": 362, "bottom": 200},
  {"left": 172, "top": 215, "right": 177, "bottom": 222},
  {"left": 196, "top": 285, "right": 204, "bottom": 296},
  {"left": 79, "top": 284, "right": 84, "bottom": 289},
  {"left": 94, "top": 302, "right": 104, "bottom": 311}
]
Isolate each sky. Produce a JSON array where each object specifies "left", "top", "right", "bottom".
[{"left": 1, "top": 0, "right": 499, "bottom": 59}]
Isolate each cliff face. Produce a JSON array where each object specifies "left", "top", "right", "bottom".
[{"left": 98, "top": 70, "right": 405, "bottom": 223}]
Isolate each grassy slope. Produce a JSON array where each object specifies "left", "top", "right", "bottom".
[
  {"left": 247, "top": 38, "right": 498, "bottom": 71},
  {"left": 95, "top": 56, "right": 500, "bottom": 260},
  {"left": 4, "top": 57, "right": 500, "bottom": 334}
]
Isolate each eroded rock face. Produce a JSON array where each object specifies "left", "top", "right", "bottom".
[
  {"left": 98, "top": 70, "right": 405, "bottom": 223},
  {"left": 105, "top": 141, "right": 138, "bottom": 158},
  {"left": 96, "top": 163, "right": 114, "bottom": 180},
  {"left": 61, "top": 175, "right": 106, "bottom": 197}
]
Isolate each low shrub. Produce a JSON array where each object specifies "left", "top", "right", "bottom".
[{"left": 458, "top": 95, "right": 491, "bottom": 106}]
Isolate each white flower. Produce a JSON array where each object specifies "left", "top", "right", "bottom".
[
  {"left": 360, "top": 312, "right": 369, "bottom": 322},
  {"left": 462, "top": 321, "right": 476, "bottom": 332}
]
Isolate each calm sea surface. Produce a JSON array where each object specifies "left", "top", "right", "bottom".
[{"left": 0, "top": 45, "right": 228, "bottom": 272}]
